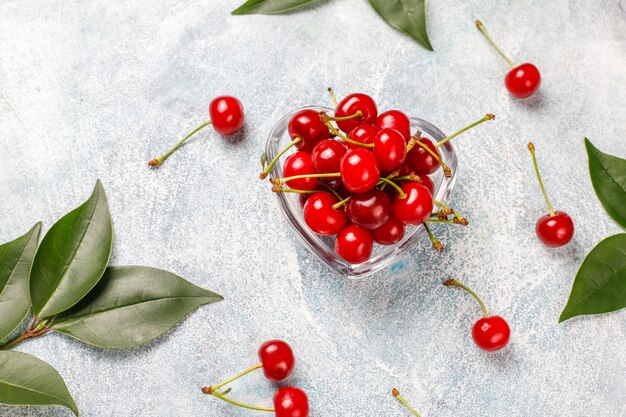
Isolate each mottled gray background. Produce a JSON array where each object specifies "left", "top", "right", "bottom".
[{"left": 1, "top": 0, "right": 625, "bottom": 416}]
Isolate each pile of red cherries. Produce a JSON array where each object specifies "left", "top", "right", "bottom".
[{"left": 260, "top": 89, "right": 494, "bottom": 264}]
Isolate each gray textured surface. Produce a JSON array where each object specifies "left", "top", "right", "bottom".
[{"left": 1, "top": 0, "right": 625, "bottom": 416}]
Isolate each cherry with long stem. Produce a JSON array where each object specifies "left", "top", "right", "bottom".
[
  {"left": 415, "top": 140, "right": 451, "bottom": 177},
  {"left": 527, "top": 142, "right": 555, "bottom": 217},
  {"left": 475, "top": 20, "right": 514, "bottom": 69},
  {"left": 149, "top": 120, "right": 213, "bottom": 167},
  {"left": 392, "top": 388, "right": 421, "bottom": 417},
  {"left": 435, "top": 114, "right": 495, "bottom": 149},
  {"left": 319, "top": 112, "right": 374, "bottom": 148}
]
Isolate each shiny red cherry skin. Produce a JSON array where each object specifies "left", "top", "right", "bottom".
[
  {"left": 208, "top": 96, "right": 245, "bottom": 135},
  {"left": 505, "top": 63, "right": 541, "bottom": 99},
  {"left": 472, "top": 316, "right": 511, "bottom": 351},
  {"left": 416, "top": 174, "right": 435, "bottom": 195},
  {"left": 376, "top": 110, "right": 411, "bottom": 141},
  {"left": 372, "top": 216, "right": 405, "bottom": 245},
  {"left": 340, "top": 148, "right": 380, "bottom": 193},
  {"left": 274, "top": 387, "right": 309, "bottom": 417},
  {"left": 335, "top": 225, "right": 374, "bottom": 264},
  {"left": 392, "top": 182, "right": 434, "bottom": 225},
  {"left": 345, "top": 124, "right": 379, "bottom": 150},
  {"left": 335, "top": 93, "right": 378, "bottom": 134},
  {"left": 536, "top": 211, "right": 574, "bottom": 247},
  {"left": 373, "top": 128, "right": 407, "bottom": 172},
  {"left": 303, "top": 192, "right": 347, "bottom": 236},
  {"left": 311, "top": 139, "right": 346, "bottom": 177},
  {"left": 406, "top": 138, "right": 441, "bottom": 175},
  {"left": 288, "top": 109, "right": 331, "bottom": 153},
  {"left": 283, "top": 152, "right": 318, "bottom": 190},
  {"left": 346, "top": 189, "right": 391, "bottom": 229},
  {"left": 258, "top": 340, "right": 295, "bottom": 381}
]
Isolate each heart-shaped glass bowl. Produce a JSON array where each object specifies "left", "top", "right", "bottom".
[{"left": 266, "top": 106, "right": 458, "bottom": 278}]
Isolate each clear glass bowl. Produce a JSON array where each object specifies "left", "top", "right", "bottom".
[{"left": 266, "top": 106, "right": 458, "bottom": 278}]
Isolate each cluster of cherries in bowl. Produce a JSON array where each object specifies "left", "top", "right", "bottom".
[{"left": 260, "top": 89, "right": 494, "bottom": 264}]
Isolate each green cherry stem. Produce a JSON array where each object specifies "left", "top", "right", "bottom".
[
  {"left": 424, "top": 218, "right": 456, "bottom": 224},
  {"left": 319, "top": 113, "right": 374, "bottom": 148},
  {"left": 320, "top": 182, "right": 344, "bottom": 200},
  {"left": 208, "top": 390, "right": 274, "bottom": 413},
  {"left": 272, "top": 172, "right": 341, "bottom": 185},
  {"left": 149, "top": 120, "right": 213, "bottom": 167},
  {"left": 434, "top": 200, "right": 468, "bottom": 225},
  {"left": 435, "top": 114, "right": 495, "bottom": 149},
  {"left": 332, "top": 196, "right": 351, "bottom": 210},
  {"left": 423, "top": 222, "right": 443, "bottom": 252},
  {"left": 272, "top": 186, "right": 323, "bottom": 194},
  {"left": 527, "top": 142, "right": 556, "bottom": 217},
  {"left": 475, "top": 20, "right": 515, "bottom": 69},
  {"left": 444, "top": 279, "right": 489, "bottom": 318},
  {"left": 392, "top": 388, "right": 421, "bottom": 417},
  {"left": 202, "top": 363, "right": 262, "bottom": 394},
  {"left": 378, "top": 178, "right": 407, "bottom": 199},
  {"left": 325, "top": 110, "right": 363, "bottom": 122},
  {"left": 260, "top": 137, "right": 303, "bottom": 179},
  {"left": 328, "top": 87, "right": 338, "bottom": 107},
  {"left": 415, "top": 140, "right": 452, "bottom": 177}
]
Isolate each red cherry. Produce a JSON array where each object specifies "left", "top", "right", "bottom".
[
  {"left": 258, "top": 340, "right": 295, "bottom": 382},
  {"left": 417, "top": 175, "right": 435, "bottom": 195},
  {"left": 505, "top": 63, "right": 541, "bottom": 99},
  {"left": 274, "top": 387, "right": 309, "bottom": 417},
  {"left": 288, "top": 109, "right": 331, "bottom": 153},
  {"left": 345, "top": 124, "right": 379, "bottom": 150},
  {"left": 335, "top": 224, "right": 373, "bottom": 264},
  {"left": 536, "top": 211, "right": 574, "bottom": 247},
  {"left": 335, "top": 93, "right": 378, "bottom": 133},
  {"left": 340, "top": 148, "right": 380, "bottom": 193},
  {"left": 472, "top": 316, "right": 511, "bottom": 351},
  {"left": 373, "top": 128, "right": 407, "bottom": 172},
  {"left": 209, "top": 96, "right": 245, "bottom": 135},
  {"left": 406, "top": 138, "right": 441, "bottom": 175},
  {"left": 392, "top": 182, "right": 433, "bottom": 225},
  {"left": 372, "top": 216, "right": 405, "bottom": 245},
  {"left": 346, "top": 189, "right": 391, "bottom": 229},
  {"left": 376, "top": 110, "right": 411, "bottom": 141},
  {"left": 283, "top": 152, "right": 318, "bottom": 190},
  {"left": 303, "top": 193, "right": 347, "bottom": 236},
  {"left": 311, "top": 139, "right": 346, "bottom": 177}
]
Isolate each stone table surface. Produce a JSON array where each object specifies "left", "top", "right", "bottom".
[{"left": 1, "top": 0, "right": 625, "bottom": 416}]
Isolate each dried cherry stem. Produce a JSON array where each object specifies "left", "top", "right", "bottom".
[
  {"left": 0, "top": 318, "right": 52, "bottom": 350},
  {"left": 415, "top": 140, "right": 452, "bottom": 177},
  {"left": 319, "top": 112, "right": 374, "bottom": 148},
  {"left": 328, "top": 87, "right": 338, "bottom": 107},
  {"left": 272, "top": 186, "right": 322, "bottom": 194},
  {"left": 527, "top": 142, "right": 556, "bottom": 217},
  {"left": 260, "top": 137, "right": 303, "bottom": 179},
  {"left": 149, "top": 120, "right": 213, "bottom": 167},
  {"left": 392, "top": 388, "right": 421, "bottom": 417},
  {"left": 475, "top": 20, "right": 515, "bottom": 69},
  {"left": 325, "top": 110, "right": 363, "bottom": 122},
  {"left": 444, "top": 279, "right": 489, "bottom": 318},
  {"left": 434, "top": 200, "right": 468, "bottom": 225},
  {"left": 395, "top": 173, "right": 423, "bottom": 183},
  {"left": 435, "top": 114, "right": 495, "bottom": 149},
  {"left": 378, "top": 178, "right": 407, "bottom": 199},
  {"left": 272, "top": 172, "right": 341, "bottom": 185},
  {"left": 423, "top": 223, "right": 443, "bottom": 251},
  {"left": 406, "top": 131, "right": 421, "bottom": 153},
  {"left": 332, "top": 196, "right": 351, "bottom": 210}
]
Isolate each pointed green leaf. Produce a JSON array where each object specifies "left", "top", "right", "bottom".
[
  {"left": 368, "top": 0, "right": 433, "bottom": 51},
  {"left": 585, "top": 138, "right": 626, "bottom": 229},
  {"left": 0, "top": 223, "right": 41, "bottom": 341},
  {"left": 560, "top": 234, "right": 626, "bottom": 322},
  {"left": 0, "top": 351, "right": 78, "bottom": 416},
  {"left": 53, "top": 266, "right": 223, "bottom": 348},
  {"left": 30, "top": 180, "right": 113, "bottom": 318},
  {"left": 232, "top": 0, "right": 319, "bottom": 15}
]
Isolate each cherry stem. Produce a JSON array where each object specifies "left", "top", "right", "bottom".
[
  {"left": 527, "top": 142, "right": 556, "bottom": 217},
  {"left": 260, "top": 137, "right": 303, "bottom": 179},
  {"left": 378, "top": 177, "right": 406, "bottom": 199},
  {"left": 395, "top": 174, "right": 422, "bottom": 182},
  {"left": 328, "top": 87, "right": 338, "bottom": 107},
  {"left": 320, "top": 182, "right": 343, "bottom": 200},
  {"left": 423, "top": 223, "right": 443, "bottom": 252},
  {"left": 0, "top": 318, "right": 52, "bottom": 350},
  {"left": 415, "top": 140, "right": 452, "bottom": 177},
  {"left": 406, "top": 132, "right": 421, "bottom": 153},
  {"left": 325, "top": 110, "right": 363, "bottom": 122},
  {"left": 149, "top": 120, "right": 213, "bottom": 167},
  {"left": 444, "top": 279, "right": 489, "bottom": 318},
  {"left": 392, "top": 388, "right": 421, "bottom": 417},
  {"left": 434, "top": 200, "right": 468, "bottom": 225},
  {"left": 319, "top": 113, "right": 374, "bottom": 148},
  {"left": 435, "top": 114, "right": 495, "bottom": 149},
  {"left": 380, "top": 170, "right": 401, "bottom": 190},
  {"left": 272, "top": 186, "right": 323, "bottom": 194},
  {"left": 273, "top": 172, "right": 341, "bottom": 185},
  {"left": 209, "top": 390, "right": 274, "bottom": 413},
  {"left": 425, "top": 218, "right": 456, "bottom": 224},
  {"left": 332, "top": 196, "right": 351, "bottom": 210},
  {"left": 475, "top": 20, "right": 515, "bottom": 69},
  {"left": 203, "top": 363, "right": 262, "bottom": 393}
]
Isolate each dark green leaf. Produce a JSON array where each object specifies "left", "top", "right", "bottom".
[
  {"left": 585, "top": 138, "right": 626, "bottom": 229},
  {"left": 232, "top": 0, "right": 318, "bottom": 15},
  {"left": 368, "top": 0, "right": 433, "bottom": 51},
  {"left": 30, "top": 180, "right": 113, "bottom": 318},
  {"left": 53, "top": 266, "right": 223, "bottom": 348},
  {"left": 0, "top": 351, "right": 78, "bottom": 416},
  {"left": 560, "top": 234, "right": 626, "bottom": 322},
  {"left": 0, "top": 223, "right": 41, "bottom": 341}
]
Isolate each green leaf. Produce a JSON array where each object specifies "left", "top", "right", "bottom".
[
  {"left": 0, "top": 223, "right": 41, "bottom": 341},
  {"left": 53, "top": 266, "right": 223, "bottom": 348},
  {"left": 0, "top": 351, "right": 78, "bottom": 416},
  {"left": 30, "top": 180, "right": 113, "bottom": 318},
  {"left": 368, "top": 0, "right": 433, "bottom": 51},
  {"left": 559, "top": 234, "right": 626, "bottom": 322},
  {"left": 232, "top": 0, "right": 319, "bottom": 15},
  {"left": 585, "top": 138, "right": 626, "bottom": 229}
]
